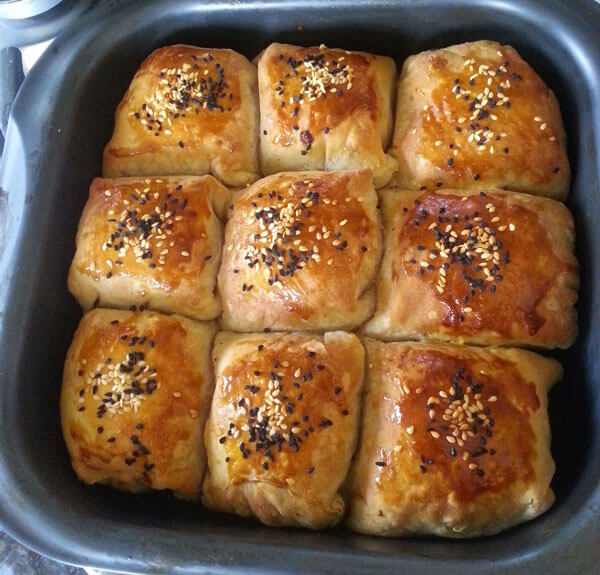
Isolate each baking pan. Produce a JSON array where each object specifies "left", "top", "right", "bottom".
[{"left": 0, "top": 0, "right": 598, "bottom": 573}]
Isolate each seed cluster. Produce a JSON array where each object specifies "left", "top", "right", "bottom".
[
  {"left": 100, "top": 181, "right": 191, "bottom": 276},
  {"left": 407, "top": 367, "right": 497, "bottom": 477},
  {"left": 123, "top": 427, "right": 153, "bottom": 472},
  {"left": 219, "top": 345, "right": 342, "bottom": 473},
  {"left": 290, "top": 51, "right": 354, "bottom": 101},
  {"left": 133, "top": 52, "right": 233, "bottom": 148},
  {"left": 406, "top": 193, "right": 513, "bottom": 318},
  {"left": 78, "top": 324, "right": 157, "bottom": 472},
  {"left": 423, "top": 50, "right": 558, "bottom": 174},
  {"left": 77, "top": 328, "right": 159, "bottom": 419},
  {"left": 230, "top": 180, "right": 358, "bottom": 292},
  {"left": 272, "top": 46, "right": 354, "bottom": 153}
]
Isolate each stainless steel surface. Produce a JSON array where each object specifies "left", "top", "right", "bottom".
[
  {"left": 0, "top": 530, "right": 84, "bottom": 574},
  {"left": 0, "top": 0, "right": 62, "bottom": 20}
]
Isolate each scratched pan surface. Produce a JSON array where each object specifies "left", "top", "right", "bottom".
[{"left": 0, "top": 1, "right": 598, "bottom": 573}]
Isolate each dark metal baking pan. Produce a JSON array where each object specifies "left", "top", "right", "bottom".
[{"left": 0, "top": 0, "right": 598, "bottom": 573}]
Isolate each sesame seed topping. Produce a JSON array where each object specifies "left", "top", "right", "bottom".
[
  {"left": 78, "top": 326, "right": 160, "bottom": 419},
  {"left": 233, "top": 177, "right": 361, "bottom": 292},
  {"left": 272, "top": 49, "right": 355, "bottom": 153},
  {"left": 220, "top": 344, "right": 338, "bottom": 469},
  {"left": 429, "top": 52, "right": 529, "bottom": 170},
  {"left": 404, "top": 193, "right": 512, "bottom": 314},
  {"left": 405, "top": 367, "right": 497, "bottom": 476},
  {"left": 99, "top": 181, "right": 192, "bottom": 275},
  {"left": 134, "top": 51, "right": 233, "bottom": 139}
]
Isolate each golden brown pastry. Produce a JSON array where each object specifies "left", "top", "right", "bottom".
[
  {"left": 103, "top": 45, "right": 260, "bottom": 186},
  {"left": 346, "top": 340, "right": 561, "bottom": 537},
  {"left": 219, "top": 170, "right": 382, "bottom": 332},
  {"left": 257, "top": 43, "right": 398, "bottom": 187},
  {"left": 202, "top": 331, "right": 365, "bottom": 529},
  {"left": 68, "top": 176, "right": 229, "bottom": 321},
  {"left": 61, "top": 309, "right": 216, "bottom": 499},
  {"left": 364, "top": 188, "right": 578, "bottom": 348},
  {"left": 391, "top": 40, "right": 569, "bottom": 199}
]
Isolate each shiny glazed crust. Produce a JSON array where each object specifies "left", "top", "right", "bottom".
[
  {"left": 62, "top": 39, "right": 577, "bottom": 539},
  {"left": 219, "top": 170, "right": 382, "bottom": 331},
  {"left": 391, "top": 40, "right": 570, "bottom": 199},
  {"left": 61, "top": 309, "right": 216, "bottom": 499},
  {"left": 345, "top": 340, "right": 561, "bottom": 537},
  {"left": 202, "top": 331, "right": 365, "bottom": 529},
  {"left": 258, "top": 43, "right": 398, "bottom": 187},
  {"left": 103, "top": 45, "right": 260, "bottom": 186},
  {"left": 364, "top": 188, "right": 579, "bottom": 348},
  {"left": 68, "top": 175, "right": 229, "bottom": 321}
]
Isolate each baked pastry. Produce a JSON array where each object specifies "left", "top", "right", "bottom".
[
  {"left": 391, "top": 40, "right": 569, "bottom": 200},
  {"left": 103, "top": 45, "right": 260, "bottom": 186},
  {"left": 345, "top": 340, "right": 561, "bottom": 537},
  {"left": 68, "top": 175, "right": 229, "bottom": 321},
  {"left": 257, "top": 43, "right": 398, "bottom": 187},
  {"left": 364, "top": 188, "right": 578, "bottom": 348},
  {"left": 202, "top": 331, "right": 365, "bottom": 529},
  {"left": 218, "top": 170, "right": 382, "bottom": 332},
  {"left": 61, "top": 309, "right": 216, "bottom": 499}
]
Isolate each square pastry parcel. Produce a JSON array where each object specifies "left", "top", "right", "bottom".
[
  {"left": 61, "top": 309, "right": 216, "bottom": 500},
  {"left": 103, "top": 45, "right": 260, "bottom": 186},
  {"left": 68, "top": 175, "right": 229, "bottom": 321},
  {"left": 365, "top": 188, "right": 578, "bottom": 348},
  {"left": 257, "top": 43, "right": 397, "bottom": 187},
  {"left": 202, "top": 331, "right": 365, "bottom": 529},
  {"left": 346, "top": 340, "right": 562, "bottom": 537},
  {"left": 219, "top": 169, "right": 382, "bottom": 332},
  {"left": 391, "top": 40, "right": 570, "bottom": 199}
]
